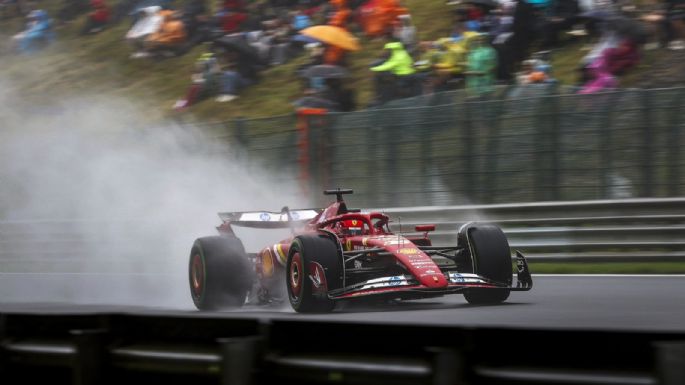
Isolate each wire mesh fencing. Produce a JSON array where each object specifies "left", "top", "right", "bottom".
[{"left": 195, "top": 86, "right": 685, "bottom": 208}]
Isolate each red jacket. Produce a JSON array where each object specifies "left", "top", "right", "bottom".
[
  {"left": 90, "top": 0, "right": 110, "bottom": 23},
  {"left": 221, "top": 12, "right": 247, "bottom": 33},
  {"left": 605, "top": 40, "right": 639, "bottom": 76}
]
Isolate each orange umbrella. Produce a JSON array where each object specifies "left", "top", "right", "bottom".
[{"left": 299, "top": 25, "right": 360, "bottom": 51}]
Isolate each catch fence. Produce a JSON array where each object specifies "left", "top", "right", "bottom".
[{"left": 191, "top": 86, "right": 685, "bottom": 208}]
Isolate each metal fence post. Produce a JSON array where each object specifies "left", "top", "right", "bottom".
[
  {"left": 548, "top": 91, "right": 561, "bottom": 201},
  {"left": 385, "top": 124, "right": 399, "bottom": 206},
  {"left": 534, "top": 95, "right": 548, "bottom": 202},
  {"left": 309, "top": 114, "right": 322, "bottom": 201},
  {"left": 370, "top": 110, "right": 384, "bottom": 206},
  {"left": 312, "top": 112, "right": 334, "bottom": 201},
  {"left": 420, "top": 116, "right": 431, "bottom": 204},
  {"left": 233, "top": 117, "right": 247, "bottom": 148},
  {"left": 218, "top": 336, "right": 262, "bottom": 385},
  {"left": 318, "top": 113, "right": 334, "bottom": 192},
  {"left": 599, "top": 92, "right": 617, "bottom": 199},
  {"left": 655, "top": 341, "right": 685, "bottom": 385},
  {"left": 667, "top": 89, "right": 684, "bottom": 197},
  {"left": 483, "top": 98, "right": 504, "bottom": 203},
  {"left": 0, "top": 314, "right": 6, "bottom": 376},
  {"left": 296, "top": 108, "right": 327, "bottom": 203},
  {"left": 232, "top": 117, "right": 249, "bottom": 165},
  {"left": 642, "top": 90, "right": 655, "bottom": 197},
  {"left": 463, "top": 101, "right": 475, "bottom": 201},
  {"left": 428, "top": 347, "right": 465, "bottom": 385},
  {"left": 71, "top": 329, "right": 107, "bottom": 385}
]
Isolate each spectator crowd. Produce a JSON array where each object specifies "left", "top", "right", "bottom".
[{"left": 4, "top": 0, "right": 685, "bottom": 111}]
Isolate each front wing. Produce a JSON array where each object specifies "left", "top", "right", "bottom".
[{"left": 327, "top": 251, "right": 533, "bottom": 300}]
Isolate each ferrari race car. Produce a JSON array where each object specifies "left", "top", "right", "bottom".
[{"left": 188, "top": 189, "right": 532, "bottom": 313}]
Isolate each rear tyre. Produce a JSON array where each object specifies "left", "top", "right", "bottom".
[
  {"left": 189, "top": 236, "right": 254, "bottom": 310},
  {"left": 459, "top": 223, "right": 512, "bottom": 305},
  {"left": 286, "top": 234, "right": 342, "bottom": 313}
]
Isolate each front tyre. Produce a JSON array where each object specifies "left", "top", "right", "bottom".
[
  {"left": 189, "top": 236, "right": 254, "bottom": 310},
  {"left": 286, "top": 234, "right": 342, "bottom": 313},
  {"left": 459, "top": 223, "right": 512, "bottom": 305}
]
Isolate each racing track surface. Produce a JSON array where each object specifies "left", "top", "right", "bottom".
[{"left": 1, "top": 275, "right": 685, "bottom": 332}]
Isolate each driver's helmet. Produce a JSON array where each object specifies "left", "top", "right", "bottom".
[{"left": 341, "top": 219, "right": 363, "bottom": 236}]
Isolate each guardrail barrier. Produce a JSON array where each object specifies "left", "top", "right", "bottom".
[
  {"left": 2, "top": 198, "right": 684, "bottom": 268},
  {"left": 1, "top": 312, "right": 684, "bottom": 385}
]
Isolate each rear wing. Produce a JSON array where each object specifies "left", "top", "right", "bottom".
[{"left": 218, "top": 209, "right": 322, "bottom": 229}]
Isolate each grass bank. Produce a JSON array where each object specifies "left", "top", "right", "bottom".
[
  {"left": 4, "top": 0, "right": 676, "bottom": 125},
  {"left": 528, "top": 262, "right": 685, "bottom": 274}
]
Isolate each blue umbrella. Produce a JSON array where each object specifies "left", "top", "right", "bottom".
[
  {"left": 293, "top": 34, "right": 319, "bottom": 44},
  {"left": 524, "top": 0, "right": 551, "bottom": 7}
]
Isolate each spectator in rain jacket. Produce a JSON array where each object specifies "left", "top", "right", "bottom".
[
  {"left": 220, "top": 11, "right": 247, "bottom": 33},
  {"left": 328, "top": 0, "right": 351, "bottom": 28},
  {"left": 604, "top": 39, "right": 639, "bottom": 76},
  {"left": 292, "top": 7, "right": 311, "bottom": 31},
  {"left": 465, "top": 34, "right": 497, "bottom": 95},
  {"left": 431, "top": 34, "right": 476, "bottom": 91},
  {"left": 174, "top": 52, "right": 221, "bottom": 110},
  {"left": 146, "top": 10, "right": 187, "bottom": 54},
  {"left": 13, "top": 9, "right": 53, "bottom": 53},
  {"left": 370, "top": 41, "right": 417, "bottom": 104},
  {"left": 218, "top": 0, "right": 248, "bottom": 34},
  {"left": 216, "top": 49, "right": 260, "bottom": 102},
  {"left": 323, "top": 44, "right": 347, "bottom": 66},
  {"left": 579, "top": 53, "right": 617, "bottom": 94},
  {"left": 361, "top": 0, "right": 408, "bottom": 38},
  {"left": 81, "top": 0, "right": 110, "bottom": 35},
  {"left": 126, "top": 6, "right": 163, "bottom": 58},
  {"left": 433, "top": 38, "right": 464, "bottom": 76},
  {"left": 371, "top": 41, "right": 415, "bottom": 75}
]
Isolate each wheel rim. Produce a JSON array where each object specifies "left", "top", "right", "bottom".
[
  {"left": 290, "top": 252, "right": 303, "bottom": 299},
  {"left": 190, "top": 254, "right": 204, "bottom": 298}
]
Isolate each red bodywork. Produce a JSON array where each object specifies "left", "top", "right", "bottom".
[
  {"left": 217, "top": 197, "right": 492, "bottom": 302},
  {"left": 207, "top": 191, "right": 532, "bottom": 309}
]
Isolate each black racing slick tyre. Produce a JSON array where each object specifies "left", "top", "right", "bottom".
[
  {"left": 286, "top": 234, "right": 342, "bottom": 313},
  {"left": 189, "top": 236, "right": 254, "bottom": 310},
  {"left": 459, "top": 223, "right": 512, "bottom": 305}
]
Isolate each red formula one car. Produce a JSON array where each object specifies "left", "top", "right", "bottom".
[{"left": 188, "top": 189, "right": 532, "bottom": 312}]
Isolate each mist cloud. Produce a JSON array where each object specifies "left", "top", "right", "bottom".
[{"left": 0, "top": 78, "right": 305, "bottom": 308}]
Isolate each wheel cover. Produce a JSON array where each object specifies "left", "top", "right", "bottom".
[
  {"left": 290, "top": 252, "right": 303, "bottom": 298},
  {"left": 190, "top": 254, "right": 204, "bottom": 297}
]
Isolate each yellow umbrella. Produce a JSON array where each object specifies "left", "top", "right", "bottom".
[{"left": 300, "top": 25, "right": 361, "bottom": 51}]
